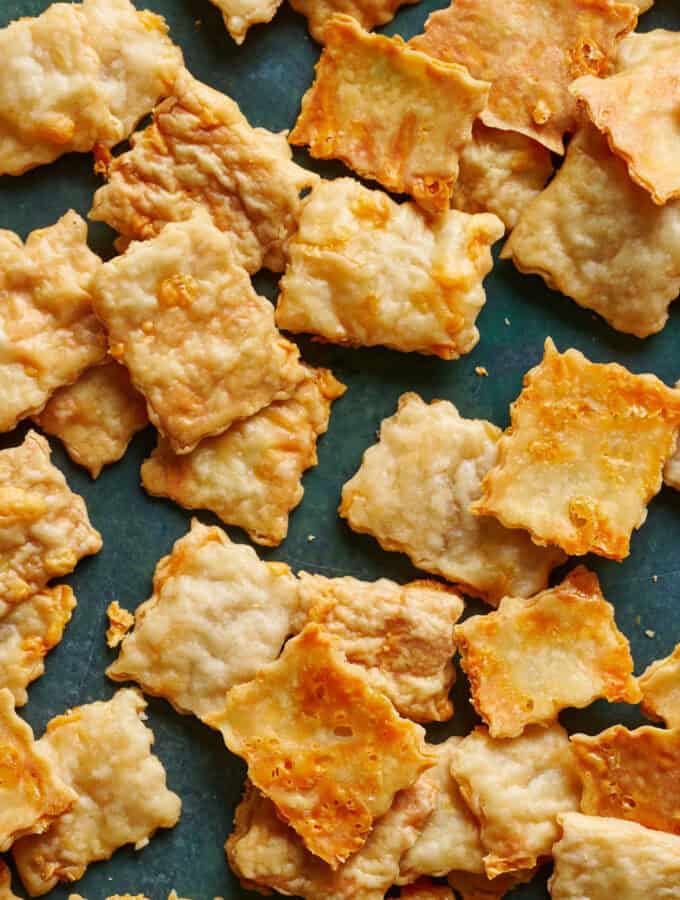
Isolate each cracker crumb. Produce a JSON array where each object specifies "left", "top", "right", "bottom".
[
  {"left": 645, "top": 629, "right": 656, "bottom": 639},
  {"left": 307, "top": 534, "right": 316, "bottom": 542},
  {"left": 475, "top": 366, "right": 489, "bottom": 377},
  {"left": 652, "top": 574, "right": 658, "bottom": 583},
  {"left": 504, "top": 317, "right": 511, "bottom": 326}
]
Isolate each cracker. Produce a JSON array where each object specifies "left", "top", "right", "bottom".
[
  {"left": 13, "top": 689, "right": 181, "bottom": 896},
  {"left": 289, "top": 15, "right": 490, "bottom": 213},
  {"left": 209, "top": 0, "right": 283, "bottom": 43},
  {"left": 90, "top": 70, "right": 317, "bottom": 274},
  {"left": 288, "top": 0, "right": 419, "bottom": 42},
  {"left": 410, "top": 0, "right": 636, "bottom": 155},
  {"left": 451, "top": 724, "right": 580, "bottom": 878},
  {"left": 107, "top": 519, "right": 299, "bottom": 719},
  {"left": 639, "top": 643, "right": 680, "bottom": 727},
  {"left": 502, "top": 127, "right": 680, "bottom": 338},
  {"left": 105, "top": 601, "right": 134, "bottom": 649},
  {"left": 664, "top": 383, "right": 680, "bottom": 490},
  {"left": 276, "top": 178, "right": 503, "bottom": 359},
  {"left": 473, "top": 338, "right": 680, "bottom": 559},
  {"left": 446, "top": 870, "right": 535, "bottom": 900},
  {"left": 0, "top": 431, "right": 102, "bottom": 609},
  {"left": 0, "top": 862, "right": 20, "bottom": 900},
  {"left": 400, "top": 881, "right": 453, "bottom": 900},
  {"left": 141, "top": 366, "right": 345, "bottom": 546},
  {"left": 0, "top": 689, "right": 75, "bottom": 853},
  {"left": 0, "top": 211, "right": 107, "bottom": 433},
  {"left": 550, "top": 812, "right": 680, "bottom": 900},
  {"left": 91, "top": 213, "right": 305, "bottom": 454},
  {"left": 0, "top": 585, "right": 76, "bottom": 707},
  {"left": 339, "top": 393, "right": 565, "bottom": 605},
  {"left": 34, "top": 361, "right": 148, "bottom": 479},
  {"left": 207, "top": 624, "right": 433, "bottom": 867},
  {"left": 456, "top": 567, "right": 640, "bottom": 738}
]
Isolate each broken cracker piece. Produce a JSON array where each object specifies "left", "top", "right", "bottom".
[
  {"left": 105, "top": 601, "right": 134, "bottom": 649},
  {"left": 209, "top": 0, "right": 283, "bottom": 43},
  {"left": 0, "top": 862, "right": 20, "bottom": 900},
  {"left": 446, "top": 870, "right": 535, "bottom": 900},
  {"left": 400, "top": 880, "right": 453, "bottom": 900},
  {"left": 664, "top": 382, "right": 680, "bottom": 490},
  {"left": 289, "top": 0, "right": 419, "bottom": 43},
  {"left": 639, "top": 643, "right": 680, "bottom": 727}
]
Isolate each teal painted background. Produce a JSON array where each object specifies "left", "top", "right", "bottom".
[{"left": 0, "top": 1, "right": 678, "bottom": 898}]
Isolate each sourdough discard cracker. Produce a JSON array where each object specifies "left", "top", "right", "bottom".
[
  {"left": 210, "top": 0, "right": 283, "bottom": 43},
  {"left": 289, "top": 0, "right": 419, "bottom": 42},
  {"left": 639, "top": 643, "right": 680, "bottom": 727}
]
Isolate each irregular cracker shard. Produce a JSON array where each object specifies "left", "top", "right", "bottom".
[
  {"left": 296, "top": 575, "right": 464, "bottom": 722},
  {"left": 276, "top": 178, "right": 503, "bottom": 359},
  {"left": 91, "top": 213, "right": 306, "bottom": 455},
  {"left": 451, "top": 724, "right": 580, "bottom": 878},
  {"left": 34, "top": 362, "right": 148, "bottom": 479},
  {"left": 105, "top": 601, "right": 134, "bottom": 649},
  {"left": 288, "top": 0, "right": 420, "bottom": 43},
  {"left": 550, "top": 812, "right": 680, "bottom": 900},
  {"left": 0, "top": 689, "right": 75, "bottom": 853},
  {"left": 227, "top": 776, "right": 437, "bottom": 898},
  {"left": 0, "top": 585, "right": 77, "bottom": 706},
  {"left": 90, "top": 70, "right": 318, "bottom": 274},
  {"left": 0, "top": 0, "right": 182, "bottom": 176},
  {"left": 473, "top": 338, "right": 680, "bottom": 559},
  {"left": 206, "top": 624, "right": 434, "bottom": 867},
  {"left": 0, "top": 432, "right": 102, "bottom": 608},
  {"left": 409, "top": 0, "right": 636, "bottom": 155},
  {"left": 12, "top": 689, "right": 181, "bottom": 897},
  {"left": 639, "top": 643, "right": 680, "bottom": 727},
  {"left": 0, "top": 211, "right": 107, "bottom": 433},
  {"left": 107, "top": 519, "right": 299, "bottom": 719},
  {"left": 209, "top": 0, "right": 283, "bottom": 44},
  {"left": 339, "top": 393, "right": 565, "bottom": 605},
  {"left": 141, "top": 366, "right": 345, "bottom": 547},
  {"left": 289, "top": 15, "right": 490, "bottom": 214},
  {"left": 455, "top": 566, "right": 641, "bottom": 738},
  {"left": 502, "top": 127, "right": 680, "bottom": 338}
]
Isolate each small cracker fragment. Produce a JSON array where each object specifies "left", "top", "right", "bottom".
[
  {"left": 339, "top": 393, "right": 565, "bottom": 605},
  {"left": 276, "top": 178, "right": 503, "bottom": 359},
  {"left": 141, "top": 366, "right": 345, "bottom": 546},
  {"left": 91, "top": 213, "right": 305, "bottom": 454},
  {"left": 639, "top": 643, "right": 680, "bottom": 727},
  {"left": 107, "top": 519, "right": 299, "bottom": 719},
  {"left": 33, "top": 361, "right": 148, "bottom": 479},
  {"left": 296, "top": 574, "right": 464, "bottom": 722},
  {"left": 209, "top": 0, "right": 283, "bottom": 43},
  {"left": 12, "top": 689, "right": 181, "bottom": 897},
  {"left": 289, "top": 0, "right": 419, "bottom": 42},
  {"left": 451, "top": 724, "right": 580, "bottom": 878},
  {"left": 400, "top": 880, "right": 453, "bottom": 900},
  {"left": 446, "top": 870, "right": 535, "bottom": 900},
  {"left": 455, "top": 566, "right": 640, "bottom": 738},
  {"left": 550, "top": 812, "right": 680, "bottom": 900},
  {"left": 665, "top": 380, "right": 680, "bottom": 489},
  {"left": 289, "top": 15, "right": 490, "bottom": 213},
  {"left": 473, "top": 338, "right": 680, "bottom": 559},
  {"left": 206, "top": 624, "right": 433, "bottom": 867},
  {"left": 0, "top": 431, "right": 102, "bottom": 609},
  {"left": 105, "top": 601, "right": 134, "bottom": 649},
  {"left": 410, "top": 0, "right": 637, "bottom": 154}
]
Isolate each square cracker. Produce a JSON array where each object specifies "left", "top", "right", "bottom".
[
  {"left": 90, "top": 69, "right": 317, "bottom": 274},
  {"left": 289, "top": 15, "right": 490, "bottom": 214},
  {"left": 0, "top": 689, "right": 75, "bottom": 853},
  {"left": 639, "top": 643, "right": 680, "bottom": 728},
  {"left": 288, "top": 0, "right": 419, "bottom": 43},
  {"left": 12, "top": 689, "right": 181, "bottom": 896},
  {"left": 34, "top": 361, "right": 148, "bottom": 479},
  {"left": 276, "top": 178, "right": 503, "bottom": 359},
  {"left": 0, "top": 211, "right": 107, "bottom": 433},
  {"left": 451, "top": 724, "right": 580, "bottom": 878},
  {"left": 141, "top": 366, "right": 345, "bottom": 546},
  {"left": 207, "top": 0, "right": 282, "bottom": 44},
  {"left": 0, "top": 431, "right": 102, "bottom": 609},
  {"left": 550, "top": 813, "right": 680, "bottom": 900},
  {"left": 107, "top": 519, "right": 300, "bottom": 719},
  {"left": 91, "top": 213, "right": 305, "bottom": 454},
  {"left": 206, "top": 624, "right": 434, "bottom": 867},
  {"left": 455, "top": 566, "right": 640, "bottom": 738},
  {"left": 339, "top": 392, "right": 565, "bottom": 605},
  {"left": 409, "top": 0, "right": 636, "bottom": 155},
  {"left": 473, "top": 338, "right": 680, "bottom": 559}
]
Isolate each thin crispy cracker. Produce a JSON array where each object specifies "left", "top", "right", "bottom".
[
  {"left": 339, "top": 393, "right": 565, "bottom": 605},
  {"left": 209, "top": 0, "right": 283, "bottom": 43},
  {"left": 289, "top": 15, "right": 489, "bottom": 213},
  {"left": 639, "top": 643, "right": 680, "bottom": 728},
  {"left": 289, "top": 0, "right": 419, "bottom": 42},
  {"left": 105, "top": 601, "right": 134, "bottom": 649}
]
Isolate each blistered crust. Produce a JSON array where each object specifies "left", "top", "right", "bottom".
[
  {"left": 209, "top": 0, "right": 283, "bottom": 43},
  {"left": 339, "top": 392, "right": 565, "bottom": 604},
  {"left": 289, "top": 15, "right": 490, "bottom": 213},
  {"left": 289, "top": 0, "right": 419, "bottom": 42},
  {"left": 639, "top": 643, "right": 680, "bottom": 727}
]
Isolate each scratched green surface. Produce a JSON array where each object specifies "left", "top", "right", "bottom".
[{"left": 0, "top": 1, "right": 679, "bottom": 898}]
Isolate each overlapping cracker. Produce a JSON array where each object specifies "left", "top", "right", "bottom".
[
  {"left": 90, "top": 70, "right": 317, "bottom": 274},
  {"left": 451, "top": 724, "right": 580, "bottom": 878},
  {"left": 639, "top": 643, "right": 680, "bottom": 727},
  {"left": 550, "top": 812, "right": 680, "bottom": 900},
  {"left": 289, "top": 15, "right": 490, "bottom": 213},
  {"left": 206, "top": 624, "right": 433, "bottom": 867},
  {"left": 91, "top": 213, "right": 305, "bottom": 454},
  {"left": 473, "top": 338, "right": 680, "bottom": 559},
  {"left": 288, "top": 0, "right": 419, "bottom": 42},
  {"left": 141, "top": 366, "right": 345, "bottom": 546},
  {"left": 276, "top": 178, "right": 503, "bottom": 359},
  {"left": 339, "top": 393, "right": 565, "bottom": 605},
  {"left": 0, "top": 585, "right": 76, "bottom": 706},
  {"left": 13, "top": 689, "right": 181, "bottom": 896},
  {"left": 107, "top": 519, "right": 299, "bottom": 718},
  {"left": 210, "top": 0, "right": 283, "bottom": 43},
  {"left": 410, "top": 0, "right": 636, "bottom": 154},
  {"left": 456, "top": 567, "right": 640, "bottom": 738}
]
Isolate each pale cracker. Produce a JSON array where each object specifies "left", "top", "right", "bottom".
[
  {"left": 639, "top": 643, "right": 680, "bottom": 728},
  {"left": 209, "top": 0, "right": 283, "bottom": 44},
  {"left": 105, "top": 601, "right": 134, "bottom": 649},
  {"left": 289, "top": 0, "right": 420, "bottom": 42}
]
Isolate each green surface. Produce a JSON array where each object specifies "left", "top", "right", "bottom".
[{"left": 1, "top": 1, "right": 679, "bottom": 898}]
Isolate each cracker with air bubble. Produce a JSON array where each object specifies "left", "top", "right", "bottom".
[
  {"left": 289, "top": 0, "right": 419, "bottom": 42},
  {"left": 289, "top": 15, "right": 489, "bottom": 214},
  {"left": 209, "top": 0, "right": 283, "bottom": 44},
  {"left": 639, "top": 643, "right": 680, "bottom": 727}
]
